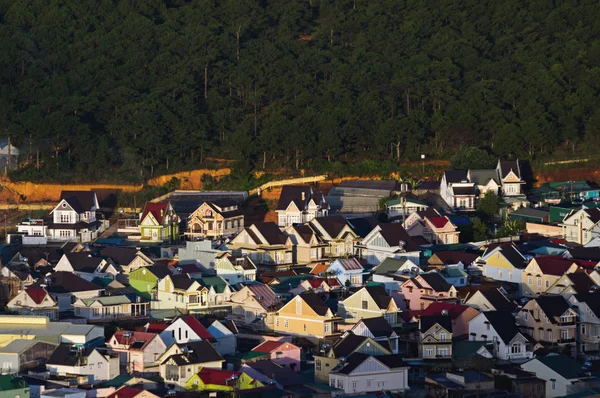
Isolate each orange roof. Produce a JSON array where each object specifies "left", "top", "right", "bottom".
[{"left": 310, "top": 263, "right": 329, "bottom": 275}]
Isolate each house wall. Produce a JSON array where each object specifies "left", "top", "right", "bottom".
[
  {"left": 330, "top": 362, "right": 409, "bottom": 393},
  {"left": 468, "top": 314, "right": 530, "bottom": 361},
  {"left": 160, "top": 320, "right": 202, "bottom": 347},
  {"left": 54, "top": 290, "right": 103, "bottom": 313},
  {"left": 47, "top": 350, "right": 115, "bottom": 384},
  {"left": 521, "top": 262, "right": 576, "bottom": 297},
  {"left": 327, "top": 262, "right": 363, "bottom": 287},
  {"left": 338, "top": 289, "right": 397, "bottom": 324},
  {"left": 520, "top": 360, "right": 570, "bottom": 398},
  {"left": 267, "top": 343, "right": 301, "bottom": 371},
  {"left": 516, "top": 303, "right": 577, "bottom": 345},
  {"left": 274, "top": 296, "right": 336, "bottom": 338},
  {"left": 207, "top": 323, "right": 236, "bottom": 356}
]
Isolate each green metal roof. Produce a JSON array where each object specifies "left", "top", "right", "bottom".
[
  {"left": 195, "top": 276, "right": 228, "bottom": 293},
  {"left": 386, "top": 197, "right": 428, "bottom": 207},
  {"left": 102, "top": 374, "right": 133, "bottom": 387},
  {"left": 80, "top": 295, "right": 131, "bottom": 306},
  {"left": 0, "top": 374, "right": 28, "bottom": 391},
  {"left": 373, "top": 257, "right": 410, "bottom": 275},
  {"left": 441, "top": 267, "right": 467, "bottom": 278},
  {"left": 534, "top": 354, "right": 585, "bottom": 380}
]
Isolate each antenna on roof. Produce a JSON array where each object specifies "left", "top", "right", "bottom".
[{"left": 441, "top": 309, "right": 448, "bottom": 316}]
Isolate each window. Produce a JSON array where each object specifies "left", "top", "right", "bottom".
[
  {"left": 524, "top": 312, "right": 528, "bottom": 321},
  {"left": 459, "top": 278, "right": 465, "bottom": 285},
  {"left": 352, "top": 381, "right": 357, "bottom": 389},
  {"left": 574, "top": 219, "right": 579, "bottom": 226},
  {"left": 552, "top": 380, "right": 556, "bottom": 390},
  {"left": 284, "top": 320, "right": 288, "bottom": 328},
  {"left": 440, "top": 332, "right": 447, "bottom": 342},
  {"left": 303, "top": 324, "right": 307, "bottom": 332},
  {"left": 367, "top": 379, "right": 372, "bottom": 387},
  {"left": 316, "top": 360, "right": 321, "bottom": 371},
  {"left": 537, "top": 277, "right": 542, "bottom": 287},
  {"left": 378, "top": 381, "right": 387, "bottom": 388},
  {"left": 508, "top": 272, "right": 513, "bottom": 280},
  {"left": 528, "top": 275, "right": 533, "bottom": 285},
  {"left": 511, "top": 344, "right": 522, "bottom": 354},
  {"left": 185, "top": 330, "right": 188, "bottom": 339},
  {"left": 276, "top": 318, "right": 279, "bottom": 327},
  {"left": 540, "top": 330, "right": 544, "bottom": 340},
  {"left": 548, "top": 331, "right": 552, "bottom": 341},
  {"left": 330, "top": 379, "right": 335, "bottom": 387},
  {"left": 560, "top": 315, "right": 571, "bottom": 323},
  {"left": 561, "top": 329, "right": 569, "bottom": 340},
  {"left": 545, "top": 280, "right": 550, "bottom": 288},
  {"left": 499, "top": 270, "right": 503, "bottom": 279},
  {"left": 337, "top": 379, "right": 343, "bottom": 388},
  {"left": 362, "top": 300, "right": 368, "bottom": 310},
  {"left": 324, "top": 323, "right": 331, "bottom": 334},
  {"left": 425, "top": 348, "right": 434, "bottom": 357},
  {"left": 582, "top": 325, "right": 586, "bottom": 335},
  {"left": 438, "top": 348, "right": 449, "bottom": 357},
  {"left": 98, "top": 362, "right": 102, "bottom": 368},
  {"left": 486, "top": 323, "right": 490, "bottom": 331}
]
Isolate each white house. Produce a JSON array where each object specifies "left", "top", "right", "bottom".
[
  {"left": 468, "top": 311, "right": 532, "bottom": 362},
  {"left": 481, "top": 244, "right": 527, "bottom": 287},
  {"left": 7, "top": 287, "right": 59, "bottom": 320},
  {"left": 329, "top": 353, "right": 409, "bottom": 394},
  {"left": 440, "top": 170, "right": 475, "bottom": 211},
  {"left": 54, "top": 252, "right": 119, "bottom": 281},
  {"left": 199, "top": 319, "right": 237, "bottom": 356},
  {"left": 16, "top": 218, "right": 48, "bottom": 244},
  {"left": 561, "top": 208, "right": 600, "bottom": 245},
  {"left": 106, "top": 330, "right": 167, "bottom": 372},
  {"left": 520, "top": 354, "right": 594, "bottom": 398},
  {"left": 212, "top": 253, "right": 257, "bottom": 284},
  {"left": 47, "top": 191, "right": 102, "bottom": 242},
  {"left": 326, "top": 258, "right": 366, "bottom": 286},
  {"left": 276, "top": 185, "right": 328, "bottom": 228},
  {"left": 73, "top": 295, "right": 148, "bottom": 320},
  {"left": 497, "top": 160, "right": 525, "bottom": 197},
  {"left": 567, "top": 292, "right": 600, "bottom": 353},
  {"left": 385, "top": 197, "right": 429, "bottom": 220},
  {"left": 356, "top": 224, "right": 421, "bottom": 266},
  {"left": 46, "top": 345, "right": 119, "bottom": 384},
  {"left": 155, "top": 274, "right": 208, "bottom": 311},
  {"left": 467, "top": 169, "right": 500, "bottom": 198},
  {"left": 159, "top": 316, "right": 216, "bottom": 347}
]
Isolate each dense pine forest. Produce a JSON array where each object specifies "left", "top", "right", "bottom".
[{"left": 2, "top": 0, "right": 600, "bottom": 183}]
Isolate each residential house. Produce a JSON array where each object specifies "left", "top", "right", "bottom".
[
  {"left": 440, "top": 170, "right": 476, "bottom": 211},
  {"left": 516, "top": 295, "right": 577, "bottom": 347},
  {"left": 481, "top": 244, "right": 528, "bottom": 288},
  {"left": 158, "top": 340, "right": 224, "bottom": 389},
  {"left": 356, "top": 223, "right": 421, "bottom": 265},
  {"left": 349, "top": 317, "right": 400, "bottom": 354},
  {"left": 213, "top": 253, "right": 257, "bottom": 284},
  {"left": 520, "top": 354, "right": 595, "bottom": 398},
  {"left": 229, "top": 284, "right": 282, "bottom": 332},
  {"left": 567, "top": 291, "right": 600, "bottom": 353},
  {"left": 314, "top": 332, "right": 392, "bottom": 384},
  {"left": 373, "top": 257, "right": 421, "bottom": 276},
  {"left": 15, "top": 218, "right": 48, "bottom": 243},
  {"left": 48, "top": 191, "right": 102, "bottom": 242},
  {"left": 497, "top": 160, "right": 525, "bottom": 196},
  {"left": 427, "top": 251, "right": 479, "bottom": 269},
  {"left": 491, "top": 367, "right": 546, "bottom": 398},
  {"left": 186, "top": 367, "right": 264, "bottom": 392},
  {"left": 73, "top": 295, "right": 148, "bottom": 320},
  {"left": 0, "top": 339, "right": 57, "bottom": 373},
  {"left": 251, "top": 340, "right": 301, "bottom": 371},
  {"left": 468, "top": 311, "right": 532, "bottom": 362},
  {"left": 196, "top": 276, "right": 234, "bottom": 306},
  {"left": 420, "top": 315, "right": 453, "bottom": 360},
  {"left": 329, "top": 353, "right": 409, "bottom": 394},
  {"left": 561, "top": 208, "right": 600, "bottom": 245},
  {"left": 422, "top": 216, "right": 460, "bottom": 245},
  {"left": 197, "top": 319, "right": 237, "bottom": 356},
  {"left": 155, "top": 275, "right": 209, "bottom": 311},
  {"left": 241, "top": 360, "right": 308, "bottom": 391},
  {"left": 385, "top": 196, "right": 429, "bottom": 220},
  {"left": 31, "top": 272, "right": 104, "bottom": 313},
  {"left": 54, "top": 252, "right": 119, "bottom": 282},
  {"left": 438, "top": 266, "right": 469, "bottom": 287},
  {"left": 6, "top": 287, "right": 59, "bottom": 320},
  {"left": 464, "top": 288, "right": 517, "bottom": 312},
  {"left": 468, "top": 169, "right": 500, "bottom": 197},
  {"left": 106, "top": 387, "right": 160, "bottom": 398},
  {"left": 284, "top": 224, "right": 326, "bottom": 264},
  {"left": 426, "top": 370, "right": 494, "bottom": 397},
  {"left": 274, "top": 292, "right": 341, "bottom": 339},
  {"left": 46, "top": 345, "right": 119, "bottom": 384},
  {"left": 276, "top": 185, "right": 328, "bottom": 228},
  {"left": 100, "top": 247, "right": 153, "bottom": 275},
  {"left": 159, "top": 316, "right": 216, "bottom": 347},
  {"left": 545, "top": 271, "right": 597, "bottom": 299},
  {"left": 228, "top": 222, "right": 293, "bottom": 271},
  {"left": 326, "top": 258, "right": 365, "bottom": 287},
  {"left": 423, "top": 302, "right": 480, "bottom": 339},
  {"left": 309, "top": 216, "right": 358, "bottom": 258},
  {"left": 289, "top": 277, "right": 341, "bottom": 295},
  {"left": 338, "top": 286, "right": 399, "bottom": 324},
  {"left": 139, "top": 202, "right": 180, "bottom": 242},
  {"left": 186, "top": 199, "right": 244, "bottom": 239},
  {"left": 107, "top": 330, "right": 167, "bottom": 372},
  {"left": 404, "top": 208, "right": 441, "bottom": 230},
  {"left": 128, "top": 265, "right": 173, "bottom": 300},
  {"left": 521, "top": 256, "right": 579, "bottom": 297},
  {"left": 400, "top": 273, "right": 458, "bottom": 311}
]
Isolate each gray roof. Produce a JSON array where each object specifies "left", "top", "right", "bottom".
[
  {"left": 509, "top": 208, "right": 549, "bottom": 219},
  {"left": 531, "top": 354, "right": 587, "bottom": 380},
  {"left": 468, "top": 169, "right": 499, "bottom": 185}
]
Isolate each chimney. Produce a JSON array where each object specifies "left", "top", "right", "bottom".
[{"left": 301, "top": 191, "right": 306, "bottom": 201}]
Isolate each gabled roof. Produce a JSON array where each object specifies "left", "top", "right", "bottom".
[
  {"left": 530, "top": 256, "right": 576, "bottom": 276},
  {"left": 63, "top": 252, "right": 105, "bottom": 273},
  {"left": 162, "top": 341, "right": 223, "bottom": 366},
  {"left": 482, "top": 311, "right": 522, "bottom": 344},
  {"left": 427, "top": 216, "right": 450, "bottom": 229},
  {"left": 357, "top": 316, "right": 396, "bottom": 338},
  {"left": 141, "top": 202, "right": 169, "bottom": 224},
  {"left": 106, "top": 386, "right": 147, "bottom": 398},
  {"left": 333, "top": 258, "right": 363, "bottom": 271},
  {"left": 59, "top": 190, "right": 97, "bottom": 213},
  {"left": 276, "top": 185, "right": 311, "bottom": 211},
  {"left": 24, "top": 287, "right": 49, "bottom": 304},
  {"left": 246, "top": 284, "right": 279, "bottom": 309},
  {"left": 331, "top": 333, "right": 370, "bottom": 357},
  {"left": 485, "top": 244, "right": 527, "bottom": 269},
  {"left": 498, "top": 160, "right": 521, "bottom": 179},
  {"left": 419, "top": 272, "right": 452, "bottom": 292},
  {"left": 300, "top": 292, "right": 330, "bottom": 316},
  {"left": 180, "top": 316, "right": 216, "bottom": 342},
  {"left": 347, "top": 216, "right": 379, "bottom": 239},
  {"left": 100, "top": 247, "right": 144, "bottom": 266},
  {"left": 530, "top": 354, "right": 587, "bottom": 380},
  {"left": 249, "top": 222, "right": 289, "bottom": 245},
  {"left": 430, "top": 251, "right": 478, "bottom": 266},
  {"left": 583, "top": 208, "right": 600, "bottom": 224},
  {"left": 290, "top": 225, "right": 317, "bottom": 244},
  {"left": 422, "top": 302, "right": 471, "bottom": 319},
  {"left": 573, "top": 291, "right": 600, "bottom": 318},
  {"left": 31, "top": 271, "right": 102, "bottom": 294},
  {"left": 112, "top": 330, "right": 158, "bottom": 350},
  {"left": 420, "top": 315, "right": 452, "bottom": 333},
  {"left": 246, "top": 360, "right": 308, "bottom": 387},
  {"left": 444, "top": 170, "right": 469, "bottom": 184},
  {"left": 334, "top": 353, "right": 407, "bottom": 375},
  {"left": 170, "top": 274, "right": 196, "bottom": 290},
  {"left": 309, "top": 263, "right": 329, "bottom": 275},
  {"left": 363, "top": 285, "right": 393, "bottom": 310},
  {"left": 563, "top": 272, "right": 595, "bottom": 293},
  {"left": 312, "top": 216, "right": 350, "bottom": 239},
  {"left": 373, "top": 257, "right": 413, "bottom": 275},
  {"left": 452, "top": 186, "right": 475, "bottom": 195},
  {"left": 196, "top": 367, "right": 242, "bottom": 385},
  {"left": 252, "top": 340, "right": 298, "bottom": 354},
  {"left": 566, "top": 247, "right": 600, "bottom": 262},
  {"left": 478, "top": 288, "right": 516, "bottom": 311},
  {"left": 534, "top": 295, "right": 572, "bottom": 323},
  {"left": 468, "top": 169, "right": 499, "bottom": 185},
  {"left": 377, "top": 223, "right": 420, "bottom": 251},
  {"left": 48, "top": 344, "right": 96, "bottom": 366},
  {"left": 416, "top": 208, "right": 441, "bottom": 219}
]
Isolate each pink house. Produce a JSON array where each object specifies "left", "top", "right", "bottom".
[
  {"left": 107, "top": 330, "right": 167, "bottom": 372},
  {"left": 251, "top": 341, "right": 301, "bottom": 371},
  {"left": 421, "top": 302, "right": 480, "bottom": 339},
  {"left": 400, "top": 273, "right": 458, "bottom": 311}
]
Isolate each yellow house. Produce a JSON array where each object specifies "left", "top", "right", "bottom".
[
  {"left": 338, "top": 286, "right": 399, "bottom": 324},
  {"left": 187, "top": 367, "right": 263, "bottom": 392},
  {"left": 420, "top": 315, "right": 453, "bottom": 360},
  {"left": 481, "top": 244, "right": 527, "bottom": 285},
  {"left": 274, "top": 293, "right": 341, "bottom": 339},
  {"left": 158, "top": 341, "right": 224, "bottom": 389},
  {"left": 521, "top": 256, "right": 578, "bottom": 297}
]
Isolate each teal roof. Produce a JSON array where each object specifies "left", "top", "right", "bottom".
[
  {"left": 530, "top": 246, "right": 567, "bottom": 256},
  {"left": 453, "top": 341, "right": 491, "bottom": 360},
  {"left": 102, "top": 374, "right": 133, "bottom": 387},
  {"left": 195, "top": 276, "right": 228, "bottom": 293},
  {"left": 534, "top": 354, "right": 585, "bottom": 380},
  {"left": 387, "top": 197, "right": 428, "bottom": 207},
  {"left": 91, "top": 277, "right": 115, "bottom": 288},
  {"left": 440, "top": 267, "right": 467, "bottom": 278},
  {"left": 80, "top": 295, "right": 131, "bottom": 306}
]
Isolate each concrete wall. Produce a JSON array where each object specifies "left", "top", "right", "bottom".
[{"left": 526, "top": 222, "right": 562, "bottom": 237}]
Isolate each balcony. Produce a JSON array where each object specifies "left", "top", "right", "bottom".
[
  {"left": 558, "top": 338, "right": 576, "bottom": 344},
  {"left": 559, "top": 321, "right": 577, "bottom": 327}
]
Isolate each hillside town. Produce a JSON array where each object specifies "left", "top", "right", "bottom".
[{"left": 2, "top": 160, "right": 600, "bottom": 398}]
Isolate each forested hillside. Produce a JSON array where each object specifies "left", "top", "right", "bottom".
[{"left": 2, "top": 0, "right": 600, "bottom": 182}]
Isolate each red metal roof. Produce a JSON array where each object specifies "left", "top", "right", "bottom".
[
  {"left": 146, "top": 323, "right": 168, "bottom": 333},
  {"left": 571, "top": 258, "right": 598, "bottom": 270},
  {"left": 25, "top": 287, "right": 48, "bottom": 304},
  {"left": 427, "top": 216, "right": 450, "bottom": 229},
  {"left": 533, "top": 256, "right": 576, "bottom": 276},
  {"left": 422, "top": 302, "right": 470, "bottom": 319},
  {"left": 141, "top": 202, "right": 168, "bottom": 224},
  {"left": 182, "top": 316, "right": 216, "bottom": 342},
  {"left": 251, "top": 340, "right": 297, "bottom": 353},
  {"left": 107, "top": 387, "right": 144, "bottom": 398},
  {"left": 247, "top": 284, "right": 279, "bottom": 309},
  {"left": 196, "top": 367, "right": 242, "bottom": 385},
  {"left": 112, "top": 330, "right": 158, "bottom": 350},
  {"left": 337, "top": 258, "right": 363, "bottom": 271}
]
